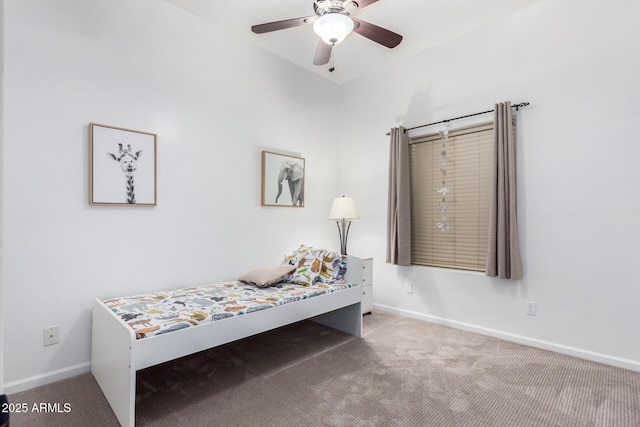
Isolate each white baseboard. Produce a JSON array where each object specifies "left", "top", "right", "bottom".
[
  {"left": 3, "top": 362, "right": 91, "bottom": 395},
  {"left": 374, "top": 303, "right": 640, "bottom": 373}
]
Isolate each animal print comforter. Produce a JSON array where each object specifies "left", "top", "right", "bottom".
[{"left": 104, "top": 280, "right": 356, "bottom": 339}]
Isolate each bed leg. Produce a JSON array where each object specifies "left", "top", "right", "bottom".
[
  {"left": 92, "top": 299, "right": 136, "bottom": 427},
  {"left": 313, "top": 302, "right": 362, "bottom": 337}
]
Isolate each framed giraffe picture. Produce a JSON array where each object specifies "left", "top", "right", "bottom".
[{"left": 89, "top": 123, "right": 157, "bottom": 206}]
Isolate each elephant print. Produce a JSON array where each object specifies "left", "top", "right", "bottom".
[{"left": 276, "top": 161, "right": 304, "bottom": 206}]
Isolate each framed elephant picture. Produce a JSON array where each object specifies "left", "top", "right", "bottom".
[{"left": 261, "top": 151, "right": 305, "bottom": 207}]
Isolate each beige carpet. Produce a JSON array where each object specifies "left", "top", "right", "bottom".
[{"left": 8, "top": 311, "right": 640, "bottom": 426}]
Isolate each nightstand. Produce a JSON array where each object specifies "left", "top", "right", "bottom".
[{"left": 361, "top": 257, "right": 373, "bottom": 315}]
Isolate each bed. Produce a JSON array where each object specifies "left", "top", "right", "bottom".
[{"left": 91, "top": 253, "right": 363, "bottom": 427}]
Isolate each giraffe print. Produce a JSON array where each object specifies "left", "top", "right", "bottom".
[
  {"left": 125, "top": 174, "right": 136, "bottom": 204},
  {"left": 107, "top": 143, "right": 142, "bottom": 204}
]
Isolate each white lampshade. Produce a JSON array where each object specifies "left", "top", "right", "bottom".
[
  {"left": 313, "top": 13, "right": 354, "bottom": 45},
  {"left": 328, "top": 196, "right": 360, "bottom": 220}
]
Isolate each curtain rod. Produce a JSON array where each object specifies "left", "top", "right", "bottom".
[{"left": 385, "top": 102, "right": 530, "bottom": 136}]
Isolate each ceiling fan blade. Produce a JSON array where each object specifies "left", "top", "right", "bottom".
[
  {"left": 352, "top": 18, "right": 402, "bottom": 48},
  {"left": 313, "top": 40, "right": 333, "bottom": 65},
  {"left": 251, "top": 16, "right": 316, "bottom": 34}
]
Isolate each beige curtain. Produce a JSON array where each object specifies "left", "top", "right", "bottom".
[
  {"left": 486, "top": 102, "right": 523, "bottom": 279},
  {"left": 386, "top": 127, "right": 412, "bottom": 266}
]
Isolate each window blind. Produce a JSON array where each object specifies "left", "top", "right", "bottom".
[{"left": 410, "top": 123, "right": 494, "bottom": 271}]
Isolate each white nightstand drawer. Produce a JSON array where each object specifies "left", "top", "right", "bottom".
[
  {"left": 360, "top": 257, "right": 373, "bottom": 314},
  {"left": 362, "top": 271, "right": 373, "bottom": 284}
]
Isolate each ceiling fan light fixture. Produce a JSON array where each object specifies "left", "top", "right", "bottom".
[{"left": 313, "top": 13, "right": 354, "bottom": 45}]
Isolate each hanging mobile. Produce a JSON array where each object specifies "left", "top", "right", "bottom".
[{"left": 438, "top": 121, "right": 451, "bottom": 231}]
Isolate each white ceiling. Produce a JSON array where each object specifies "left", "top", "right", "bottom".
[{"left": 165, "top": 0, "right": 543, "bottom": 85}]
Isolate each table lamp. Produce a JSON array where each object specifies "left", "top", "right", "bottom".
[{"left": 328, "top": 196, "right": 359, "bottom": 255}]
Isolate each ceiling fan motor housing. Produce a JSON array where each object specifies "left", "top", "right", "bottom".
[{"left": 314, "top": 0, "right": 357, "bottom": 15}]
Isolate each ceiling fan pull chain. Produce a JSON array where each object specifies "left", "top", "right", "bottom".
[{"left": 329, "top": 45, "right": 336, "bottom": 72}]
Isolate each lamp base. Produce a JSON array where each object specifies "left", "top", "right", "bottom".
[{"left": 336, "top": 219, "right": 351, "bottom": 255}]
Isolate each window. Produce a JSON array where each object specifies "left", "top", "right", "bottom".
[{"left": 410, "top": 122, "right": 496, "bottom": 271}]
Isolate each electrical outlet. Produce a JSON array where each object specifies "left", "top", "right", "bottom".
[
  {"left": 405, "top": 282, "right": 413, "bottom": 294},
  {"left": 525, "top": 301, "right": 537, "bottom": 316},
  {"left": 44, "top": 326, "right": 59, "bottom": 346}
]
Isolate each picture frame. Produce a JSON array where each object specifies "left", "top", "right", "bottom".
[
  {"left": 261, "top": 151, "right": 305, "bottom": 207},
  {"left": 89, "top": 123, "right": 157, "bottom": 206}
]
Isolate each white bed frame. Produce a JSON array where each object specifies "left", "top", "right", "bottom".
[{"left": 91, "top": 256, "right": 363, "bottom": 427}]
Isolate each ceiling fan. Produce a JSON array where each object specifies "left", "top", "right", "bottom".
[{"left": 251, "top": 0, "right": 403, "bottom": 67}]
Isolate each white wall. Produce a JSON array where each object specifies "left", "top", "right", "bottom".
[
  {"left": 339, "top": 0, "right": 640, "bottom": 369},
  {"left": 4, "top": 0, "right": 640, "bottom": 394},
  {"left": 2, "top": 0, "right": 342, "bottom": 392}
]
